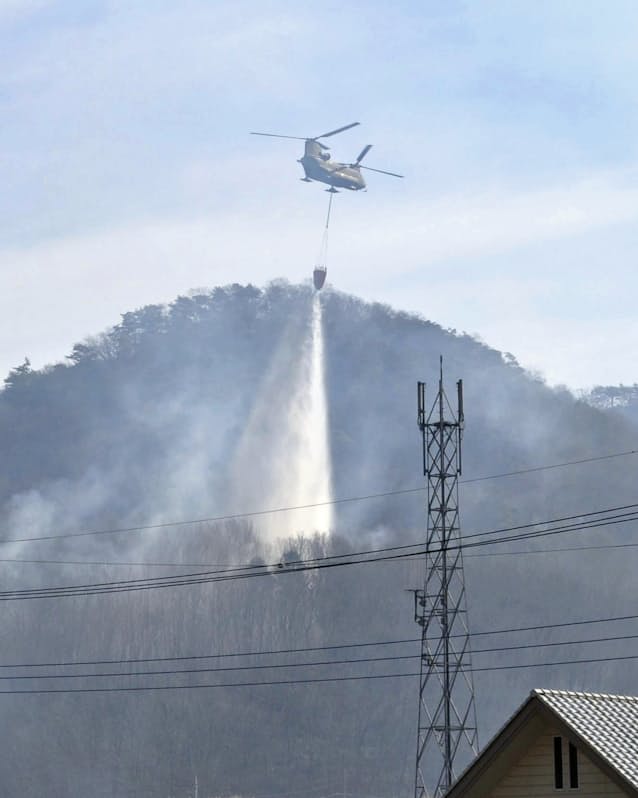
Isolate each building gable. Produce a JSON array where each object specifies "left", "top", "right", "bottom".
[
  {"left": 535, "top": 690, "right": 638, "bottom": 790},
  {"left": 491, "top": 722, "right": 630, "bottom": 798},
  {"left": 446, "top": 691, "right": 638, "bottom": 798}
]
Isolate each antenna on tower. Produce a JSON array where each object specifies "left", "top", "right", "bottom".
[{"left": 413, "top": 359, "right": 478, "bottom": 798}]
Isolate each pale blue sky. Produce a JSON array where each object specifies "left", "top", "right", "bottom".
[{"left": 2, "top": 0, "right": 637, "bottom": 387}]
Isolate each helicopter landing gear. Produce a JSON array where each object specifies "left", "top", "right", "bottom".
[
  {"left": 300, "top": 177, "right": 312, "bottom": 182},
  {"left": 326, "top": 187, "right": 339, "bottom": 193}
]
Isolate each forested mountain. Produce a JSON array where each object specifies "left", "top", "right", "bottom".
[
  {"left": 1, "top": 281, "right": 637, "bottom": 798},
  {"left": 581, "top": 383, "right": 638, "bottom": 425}
]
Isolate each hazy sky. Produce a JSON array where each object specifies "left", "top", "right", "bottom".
[{"left": 2, "top": 0, "right": 637, "bottom": 388}]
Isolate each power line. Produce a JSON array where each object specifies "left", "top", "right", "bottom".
[
  {"left": 0, "top": 671, "right": 421, "bottom": 694},
  {"left": 2, "top": 448, "right": 636, "bottom": 546},
  {"left": 0, "top": 637, "right": 419, "bottom": 669},
  {"left": 0, "top": 521, "right": 610, "bottom": 599},
  {"left": 459, "top": 448, "right": 638, "bottom": 484},
  {"left": 0, "top": 651, "right": 419, "bottom": 681},
  {"left": 461, "top": 504, "right": 638, "bottom": 546},
  {"left": 2, "top": 632, "right": 637, "bottom": 683},
  {"left": 470, "top": 652, "right": 638, "bottom": 674},
  {"left": 471, "top": 632, "right": 638, "bottom": 655},
  {"left": 0, "top": 557, "right": 235, "bottom": 568},
  {"left": 4, "top": 533, "right": 638, "bottom": 570},
  {"left": 466, "top": 540, "right": 638, "bottom": 558},
  {"left": 2, "top": 611, "right": 638, "bottom": 671},
  {"left": 464, "top": 512, "right": 638, "bottom": 553},
  {"left": 471, "top": 611, "right": 638, "bottom": 639},
  {"left": 2, "top": 651, "right": 638, "bottom": 694},
  {"left": 1, "top": 503, "right": 638, "bottom": 601}
]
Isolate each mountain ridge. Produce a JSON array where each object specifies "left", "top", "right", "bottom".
[{"left": 0, "top": 280, "right": 636, "bottom": 797}]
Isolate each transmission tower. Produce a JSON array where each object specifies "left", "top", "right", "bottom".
[{"left": 413, "top": 359, "right": 478, "bottom": 798}]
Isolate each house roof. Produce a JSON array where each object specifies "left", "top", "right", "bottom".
[
  {"left": 534, "top": 688, "right": 638, "bottom": 790},
  {"left": 445, "top": 688, "right": 638, "bottom": 798}
]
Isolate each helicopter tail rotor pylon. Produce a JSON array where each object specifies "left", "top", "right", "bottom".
[
  {"left": 348, "top": 143, "right": 403, "bottom": 178},
  {"left": 351, "top": 144, "right": 373, "bottom": 166}
]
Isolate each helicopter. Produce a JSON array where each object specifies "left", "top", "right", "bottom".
[{"left": 250, "top": 122, "right": 403, "bottom": 192}]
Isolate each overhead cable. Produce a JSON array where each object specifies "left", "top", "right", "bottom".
[
  {"left": 5, "top": 536, "right": 638, "bottom": 569},
  {"left": 2, "top": 448, "right": 636, "bottom": 546},
  {"left": 1, "top": 610, "right": 638, "bottom": 670},
  {"left": 1, "top": 632, "right": 637, "bottom": 682},
  {"left": 1, "top": 503, "right": 637, "bottom": 600},
  {"left": 2, "top": 651, "right": 638, "bottom": 694}
]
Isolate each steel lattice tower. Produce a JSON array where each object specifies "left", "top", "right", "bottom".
[{"left": 413, "top": 360, "right": 478, "bottom": 798}]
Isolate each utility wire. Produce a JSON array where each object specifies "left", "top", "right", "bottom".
[
  {"left": 5, "top": 535, "right": 638, "bottom": 569},
  {"left": 471, "top": 632, "right": 638, "bottom": 656},
  {"left": 466, "top": 541, "right": 638, "bottom": 558},
  {"left": 2, "top": 612, "right": 638, "bottom": 671},
  {"left": 1, "top": 632, "right": 637, "bottom": 682},
  {"left": 1, "top": 504, "right": 638, "bottom": 600},
  {"left": 0, "top": 652, "right": 419, "bottom": 681},
  {"left": 2, "top": 449, "right": 636, "bottom": 546},
  {"left": 0, "top": 638, "right": 420, "bottom": 669},
  {"left": 470, "top": 652, "right": 638, "bottom": 674},
  {"left": 3, "top": 651, "right": 638, "bottom": 694},
  {"left": 0, "top": 557, "right": 230, "bottom": 568},
  {"left": 0, "top": 671, "right": 422, "bottom": 694},
  {"left": 0, "top": 516, "right": 627, "bottom": 600},
  {"left": 459, "top": 448, "right": 638, "bottom": 484},
  {"left": 471, "top": 611, "right": 638, "bottom": 639}
]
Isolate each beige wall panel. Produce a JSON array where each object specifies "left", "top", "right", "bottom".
[{"left": 486, "top": 725, "right": 629, "bottom": 798}]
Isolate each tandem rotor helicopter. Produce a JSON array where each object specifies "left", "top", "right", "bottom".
[
  {"left": 250, "top": 122, "right": 403, "bottom": 289},
  {"left": 250, "top": 121, "right": 403, "bottom": 193}
]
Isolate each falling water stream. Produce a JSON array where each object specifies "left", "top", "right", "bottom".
[
  {"left": 299, "top": 293, "right": 334, "bottom": 532},
  {"left": 230, "top": 293, "right": 333, "bottom": 541}
]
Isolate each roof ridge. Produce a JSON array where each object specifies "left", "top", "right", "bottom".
[{"left": 534, "top": 687, "right": 638, "bottom": 702}]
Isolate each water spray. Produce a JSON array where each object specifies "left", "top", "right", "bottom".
[{"left": 230, "top": 293, "right": 333, "bottom": 540}]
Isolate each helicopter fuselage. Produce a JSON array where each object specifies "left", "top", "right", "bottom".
[
  {"left": 251, "top": 123, "right": 403, "bottom": 191},
  {"left": 298, "top": 140, "right": 366, "bottom": 191}
]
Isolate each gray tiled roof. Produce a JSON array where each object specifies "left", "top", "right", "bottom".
[{"left": 535, "top": 688, "right": 638, "bottom": 789}]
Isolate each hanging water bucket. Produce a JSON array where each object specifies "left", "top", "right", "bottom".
[{"left": 313, "top": 266, "right": 327, "bottom": 290}]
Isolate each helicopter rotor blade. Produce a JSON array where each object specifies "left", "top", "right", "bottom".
[
  {"left": 250, "top": 132, "right": 308, "bottom": 141},
  {"left": 352, "top": 144, "right": 373, "bottom": 166},
  {"left": 360, "top": 165, "right": 404, "bottom": 178},
  {"left": 316, "top": 122, "right": 360, "bottom": 140}
]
